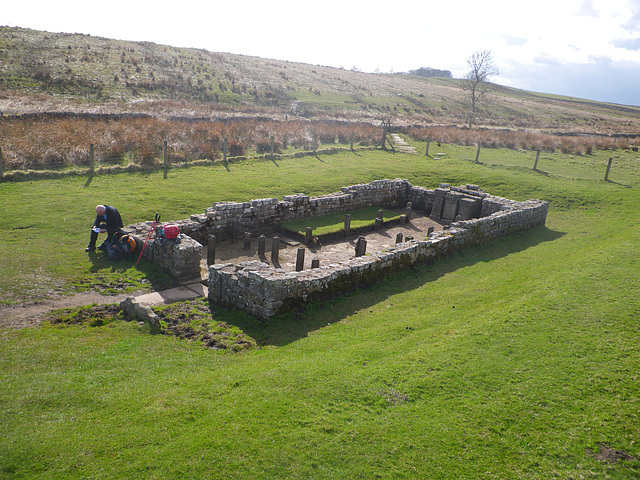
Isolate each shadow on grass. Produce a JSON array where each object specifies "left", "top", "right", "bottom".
[
  {"left": 87, "top": 251, "right": 177, "bottom": 291},
  {"left": 210, "top": 225, "right": 566, "bottom": 347},
  {"left": 605, "top": 179, "right": 633, "bottom": 189}
]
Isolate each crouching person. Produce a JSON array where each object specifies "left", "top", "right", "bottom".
[{"left": 86, "top": 204, "right": 123, "bottom": 252}]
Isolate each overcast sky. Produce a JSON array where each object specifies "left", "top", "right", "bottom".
[{"left": 4, "top": 0, "right": 640, "bottom": 106}]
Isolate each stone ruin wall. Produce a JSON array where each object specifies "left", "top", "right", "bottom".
[
  {"left": 124, "top": 179, "right": 415, "bottom": 280},
  {"left": 208, "top": 192, "right": 549, "bottom": 321},
  {"left": 122, "top": 179, "right": 549, "bottom": 321}
]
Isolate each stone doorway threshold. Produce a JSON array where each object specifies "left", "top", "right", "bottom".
[{"left": 135, "top": 282, "right": 208, "bottom": 307}]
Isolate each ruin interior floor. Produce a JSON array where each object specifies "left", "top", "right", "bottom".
[{"left": 200, "top": 210, "right": 444, "bottom": 275}]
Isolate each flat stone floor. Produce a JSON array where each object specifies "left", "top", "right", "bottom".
[{"left": 201, "top": 210, "right": 444, "bottom": 275}]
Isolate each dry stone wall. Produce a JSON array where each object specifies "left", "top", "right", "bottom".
[
  {"left": 123, "top": 179, "right": 413, "bottom": 280},
  {"left": 121, "top": 224, "right": 203, "bottom": 282},
  {"left": 207, "top": 183, "right": 549, "bottom": 321},
  {"left": 201, "top": 178, "right": 412, "bottom": 242},
  {"left": 122, "top": 180, "right": 548, "bottom": 315}
]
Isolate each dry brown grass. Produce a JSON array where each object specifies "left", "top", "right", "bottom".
[
  {"left": 408, "top": 126, "right": 639, "bottom": 156},
  {"left": 0, "top": 115, "right": 380, "bottom": 170}
]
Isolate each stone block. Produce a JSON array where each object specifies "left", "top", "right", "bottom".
[
  {"left": 457, "top": 197, "right": 482, "bottom": 220},
  {"left": 119, "top": 297, "right": 160, "bottom": 330},
  {"left": 430, "top": 188, "right": 448, "bottom": 221},
  {"left": 441, "top": 191, "right": 464, "bottom": 223}
]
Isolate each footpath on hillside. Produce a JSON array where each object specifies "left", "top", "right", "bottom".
[{"left": 390, "top": 134, "right": 418, "bottom": 154}]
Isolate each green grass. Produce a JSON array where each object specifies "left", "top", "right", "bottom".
[
  {"left": 2, "top": 143, "right": 640, "bottom": 478},
  {"left": 282, "top": 207, "right": 402, "bottom": 236},
  {"left": 420, "top": 141, "right": 640, "bottom": 188}
]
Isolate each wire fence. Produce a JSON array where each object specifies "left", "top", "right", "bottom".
[{"left": 416, "top": 136, "right": 640, "bottom": 188}]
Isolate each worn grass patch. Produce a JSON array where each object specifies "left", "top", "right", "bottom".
[
  {"left": 45, "top": 299, "right": 257, "bottom": 352},
  {"left": 154, "top": 298, "right": 256, "bottom": 352}
]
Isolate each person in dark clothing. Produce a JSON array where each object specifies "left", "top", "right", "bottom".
[{"left": 85, "top": 204, "right": 123, "bottom": 252}]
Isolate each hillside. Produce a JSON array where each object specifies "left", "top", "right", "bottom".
[{"left": 2, "top": 26, "right": 640, "bottom": 134}]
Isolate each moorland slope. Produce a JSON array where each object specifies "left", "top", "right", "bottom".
[{"left": 2, "top": 26, "right": 640, "bottom": 134}]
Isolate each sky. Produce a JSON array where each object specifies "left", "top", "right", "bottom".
[{"left": 4, "top": 0, "right": 640, "bottom": 106}]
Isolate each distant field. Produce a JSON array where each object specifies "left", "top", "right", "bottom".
[{"left": 1, "top": 140, "right": 639, "bottom": 479}]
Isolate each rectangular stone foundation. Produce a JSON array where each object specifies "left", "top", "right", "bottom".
[
  {"left": 122, "top": 180, "right": 548, "bottom": 313},
  {"left": 208, "top": 185, "right": 549, "bottom": 321}
]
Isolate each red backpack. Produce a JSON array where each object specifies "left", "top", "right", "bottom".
[{"left": 158, "top": 224, "right": 180, "bottom": 240}]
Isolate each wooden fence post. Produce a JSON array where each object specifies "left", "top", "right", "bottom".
[
  {"left": 223, "top": 138, "right": 228, "bottom": 165},
  {"left": 270, "top": 135, "right": 275, "bottom": 157},
  {"left": 533, "top": 149, "right": 540, "bottom": 171},
  {"left": 426, "top": 138, "right": 431, "bottom": 156},
  {"left": 604, "top": 157, "right": 613, "bottom": 182},
  {"left": 163, "top": 140, "right": 168, "bottom": 179},
  {"left": 350, "top": 132, "right": 354, "bottom": 151},
  {"left": 89, "top": 143, "right": 95, "bottom": 175},
  {"left": 475, "top": 143, "right": 481, "bottom": 163}
]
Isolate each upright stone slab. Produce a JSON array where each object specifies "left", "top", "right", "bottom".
[
  {"left": 344, "top": 214, "right": 351, "bottom": 237},
  {"left": 430, "top": 188, "right": 448, "bottom": 221},
  {"left": 405, "top": 202, "right": 413, "bottom": 222},
  {"left": 207, "top": 235, "right": 217, "bottom": 266},
  {"left": 355, "top": 237, "right": 367, "bottom": 257},
  {"left": 296, "top": 248, "right": 305, "bottom": 272},
  {"left": 305, "top": 227, "right": 313, "bottom": 244},
  {"left": 271, "top": 236, "right": 280, "bottom": 263},
  {"left": 441, "top": 191, "right": 463, "bottom": 223},
  {"left": 257, "top": 235, "right": 266, "bottom": 257}
]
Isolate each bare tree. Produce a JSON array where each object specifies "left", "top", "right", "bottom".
[{"left": 460, "top": 49, "right": 499, "bottom": 127}]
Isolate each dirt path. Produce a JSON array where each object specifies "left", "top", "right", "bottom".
[{"left": 0, "top": 291, "right": 133, "bottom": 330}]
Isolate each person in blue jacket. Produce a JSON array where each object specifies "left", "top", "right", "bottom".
[{"left": 85, "top": 204, "right": 123, "bottom": 252}]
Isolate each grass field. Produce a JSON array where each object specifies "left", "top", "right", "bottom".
[
  {"left": 1, "top": 142, "right": 639, "bottom": 478},
  {"left": 282, "top": 207, "right": 402, "bottom": 236}
]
